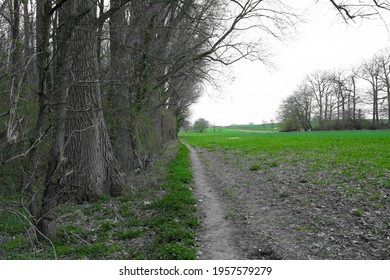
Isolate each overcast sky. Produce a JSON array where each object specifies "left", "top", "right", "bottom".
[{"left": 189, "top": 0, "right": 390, "bottom": 126}]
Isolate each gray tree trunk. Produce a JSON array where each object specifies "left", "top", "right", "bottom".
[
  {"left": 61, "top": 0, "right": 123, "bottom": 201},
  {"left": 108, "top": 0, "right": 137, "bottom": 171},
  {"left": 37, "top": 0, "right": 123, "bottom": 240},
  {"left": 34, "top": 0, "right": 53, "bottom": 240}
]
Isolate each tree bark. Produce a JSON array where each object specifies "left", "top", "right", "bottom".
[
  {"left": 10, "top": 0, "right": 21, "bottom": 78},
  {"left": 108, "top": 0, "right": 137, "bottom": 171},
  {"left": 37, "top": 0, "right": 123, "bottom": 240},
  {"left": 34, "top": 0, "right": 53, "bottom": 239},
  {"left": 59, "top": 0, "right": 123, "bottom": 201},
  {"left": 23, "top": 0, "right": 34, "bottom": 91}
]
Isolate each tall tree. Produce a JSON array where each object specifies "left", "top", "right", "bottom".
[
  {"left": 345, "top": 66, "right": 363, "bottom": 128},
  {"left": 361, "top": 57, "right": 383, "bottom": 126},
  {"left": 107, "top": 0, "right": 135, "bottom": 170},
  {"left": 37, "top": 0, "right": 124, "bottom": 239},
  {"left": 307, "top": 71, "right": 333, "bottom": 129},
  {"left": 376, "top": 49, "right": 390, "bottom": 127},
  {"left": 58, "top": 0, "right": 123, "bottom": 200}
]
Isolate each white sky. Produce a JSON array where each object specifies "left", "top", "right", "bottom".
[{"left": 189, "top": 0, "right": 390, "bottom": 126}]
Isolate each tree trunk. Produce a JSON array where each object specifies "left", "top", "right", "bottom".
[
  {"left": 108, "top": 0, "right": 137, "bottom": 171},
  {"left": 37, "top": 0, "right": 123, "bottom": 240},
  {"left": 383, "top": 67, "right": 390, "bottom": 127},
  {"left": 23, "top": 0, "right": 34, "bottom": 92},
  {"left": 372, "top": 78, "right": 378, "bottom": 125},
  {"left": 351, "top": 76, "right": 357, "bottom": 121},
  {"left": 387, "top": 86, "right": 390, "bottom": 127},
  {"left": 33, "top": 0, "right": 53, "bottom": 239},
  {"left": 60, "top": 0, "right": 123, "bottom": 201},
  {"left": 10, "top": 0, "right": 21, "bottom": 78}
]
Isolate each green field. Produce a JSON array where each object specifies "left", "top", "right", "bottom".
[
  {"left": 181, "top": 128, "right": 390, "bottom": 203},
  {"left": 226, "top": 123, "right": 279, "bottom": 132},
  {"left": 181, "top": 128, "right": 390, "bottom": 258}
]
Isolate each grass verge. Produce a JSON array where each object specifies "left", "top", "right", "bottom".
[{"left": 0, "top": 142, "right": 198, "bottom": 260}]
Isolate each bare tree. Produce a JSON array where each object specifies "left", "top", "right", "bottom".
[
  {"left": 344, "top": 66, "right": 364, "bottom": 128},
  {"left": 376, "top": 49, "right": 390, "bottom": 127},
  {"left": 278, "top": 82, "right": 313, "bottom": 131},
  {"left": 307, "top": 71, "right": 334, "bottom": 129},
  {"left": 360, "top": 56, "right": 384, "bottom": 126},
  {"left": 5, "top": 0, "right": 387, "bottom": 244},
  {"left": 34, "top": 0, "right": 130, "bottom": 239},
  {"left": 328, "top": 0, "right": 390, "bottom": 21}
]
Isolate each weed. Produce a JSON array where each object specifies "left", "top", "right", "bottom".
[
  {"left": 157, "top": 227, "right": 196, "bottom": 245},
  {"left": 3, "top": 237, "right": 29, "bottom": 253},
  {"left": 268, "top": 161, "right": 279, "bottom": 167},
  {"left": 296, "top": 225, "right": 317, "bottom": 231},
  {"left": 127, "top": 218, "right": 144, "bottom": 227},
  {"left": 155, "top": 243, "right": 196, "bottom": 260},
  {"left": 98, "top": 193, "right": 111, "bottom": 203},
  {"left": 279, "top": 192, "right": 291, "bottom": 199},
  {"left": 226, "top": 210, "right": 236, "bottom": 219},
  {"left": 57, "top": 224, "right": 89, "bottom": 239},
  {"left": 222, "top": 156, "right": 230, "bottom": 162},
  {"left": 371, "top": 203, "right": 383, "bottom": 208},
  {"left": 351, "top": 208, "right": 364, "bottom": 217},
  {"left": 369, "top": 192, "right": 381, "bottom": 201},
  {"left": 249, "top": 164, "right": 261, "bottom": 171},
  {"left": 100, "top": 221, "right": 115, "bottom": 232},
  {"left": 72, "top": 242, "right": 121, "bottom": 259},
  {"left": 118, "top": 205, "right": 132, "bottom": 217},
  {"left": 314, "top": 214, "right": 326, "bottom": 224},
  {"left": 114, "top": 229, "right": 143, "bottom": 240},
  {"left": 343, "top": 186, "right": 363, "bottom": 196},
  {"left": 0, "top": 210, "right": 29, "bottom": 235},
  {"left": 319, "top": 190, "right": 327, "bottom": 198},
  {"left": 83, "top": 204, "right": 103, "bottom": 216},
  {"left": 224, "top": 188, "right": 235, "bottom": 197}
]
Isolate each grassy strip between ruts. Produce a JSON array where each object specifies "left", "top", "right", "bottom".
[{"left": 0, "top": 141, "right": 198, "bottom": 260}]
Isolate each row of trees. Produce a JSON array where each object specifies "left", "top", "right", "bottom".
[
  {"left": 0, "top": 0, "right": 298, "bottom": 240},
  {"left": 1, "top": 0, "right": 389, "bottom": 241},
  {"left": 278, "top": 49, "right": 390, "bottom": 131}
]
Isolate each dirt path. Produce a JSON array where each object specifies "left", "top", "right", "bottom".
[
  {"left": 181, "top": 141, "right": 390, "bottom": 260},
  {"left": 182, "top": 141, "right": 243, "bottom": 260}
]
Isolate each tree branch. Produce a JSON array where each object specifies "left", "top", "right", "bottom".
[
  {"left": 329, "top": 0, "right": 357, "bottom": 21},
  {"left": 48, "top": 0, "right": 69, "bottom": 16},
  {"left": 95, "top": 0, "right": 132, "bottom": 26}
]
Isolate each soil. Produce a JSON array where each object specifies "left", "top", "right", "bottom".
[
  {"left": 183, "top": 141, "right": 243, "bottom": 259},
  {"left": 184, "top": 142, "right": 390, "bottom": 260}
]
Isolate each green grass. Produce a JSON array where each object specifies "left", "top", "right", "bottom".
[
  {"left": 180, "top": 128, "right": 390, "bottom": 214},
  {"left": 0, "top": 142, "right": 198, "bottom": 260},
  {"left": 224, "top": 188, "right": 235, "bottom": 197},
  {"left": 351, "top": 208, "right": 365, "bottom": 217},
  {"left": 227, "top": 123, "right": 279, "bottom": 132},
  {"left": 249, "top": 164, "right": 261, "bottom": 171},
  {"left": 296, "top": 225, "right": 317, "bottom": 231},
  {"left": 146, "top": 142, "right": 198, "bottom": 259},
  {"left": 180, "top": 129, "right": 390, "bottom": 177}
]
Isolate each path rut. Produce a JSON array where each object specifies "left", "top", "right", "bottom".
[{"left": 182, "top": 140, "right": 243, "bottom": 260}]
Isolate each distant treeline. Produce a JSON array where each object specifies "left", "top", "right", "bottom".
[{"left": 278, "top": 48, "right": 390, "bottom": 132}]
